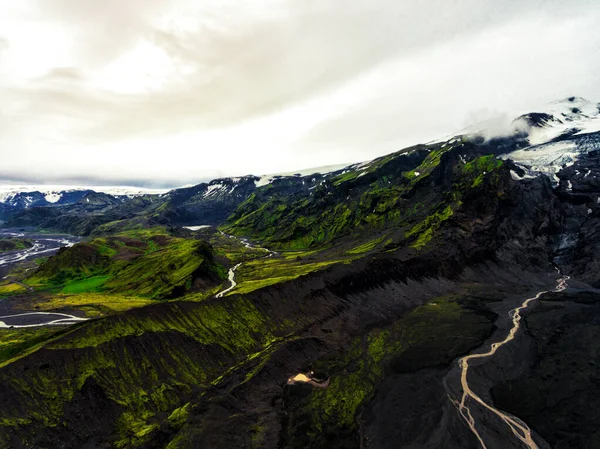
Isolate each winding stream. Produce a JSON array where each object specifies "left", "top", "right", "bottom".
[
  {"left": 0, "top": 312, "right": 88, "bottom": 328},
  {"left": 0, "top": 231, "right": 77, "bottom": 269},
  {"left": 0, "top": 230, "right": 83, "bottom": 327},
  {"left": 214, "top": 232, "right": 276, "bottom": 298},
  {"left": 1, "top": 228, "right": 272, "bottom": 323},
  {"left": 452, "top": 275, "right": 570, "bottom": 449},
  {"left": 215, "top": 263, "right": 242, "bottom": 298}
]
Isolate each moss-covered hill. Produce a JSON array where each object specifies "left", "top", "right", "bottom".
[
  {"left": 222, "top": 136, "right": 508, "bottom": 251},
  {"left": 3, "top": 123, "right": 599, "bottom": 449},
  {"left": 1, "top": 134, "right": 521, "bottom": 241},
  {"left": 26, "top": 228, "right": 227, "bottom": 300}
]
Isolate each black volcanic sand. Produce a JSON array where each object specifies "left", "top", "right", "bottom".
[
  {"left": 358, "top": 284, "right": 551, "bottom": 449},
  {"left": 492, "top": 289, "right": 600, "bottom": 449},
  {"left": 0, "top": 313, "right": 82, "bottom": 326}
]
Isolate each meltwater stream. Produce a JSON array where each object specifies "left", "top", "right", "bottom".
[
  {"left": 0, "top": 230, "right": 84, "bottom": 327},
  {"left": 0, "top": 230, "right": 78, "bottom": 269},
  {"left": 214, "top": 231, "right": 277, "bottom": 298},
  {"left": 451, "top": 275, "right": 570, "bottom": 449}
]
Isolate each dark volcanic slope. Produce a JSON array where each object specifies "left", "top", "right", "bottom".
[{"left": 0, "top": 245, "right": 549, "bottom": 449}]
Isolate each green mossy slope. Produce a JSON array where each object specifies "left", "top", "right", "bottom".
[
  {"left": 0, "top": 295, "right": 295, "bottom": 447},
  {"left": 223, "top": 140, "right": 506, "bottom": 253},
  {"left": 27, "top": 228, "right": 226, "bottom": 300}
]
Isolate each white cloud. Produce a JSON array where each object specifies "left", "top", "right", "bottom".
[{"left": 0, "top": 0, "right": 599, "bottom": 187}]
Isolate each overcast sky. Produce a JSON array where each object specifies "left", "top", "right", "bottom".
[{"left": 0, "top": 1, "right": 599, "bottom": 188}]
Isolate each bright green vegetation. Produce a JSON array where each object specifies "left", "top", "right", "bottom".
[
  {"left": 403, "top": 144, "right": 453, "bottom": 185},
  {"left": 406, "top": 205, "right": 455, "bottom": 250},
  {"left": 103, "top": 239, "right": 223, "bottom": 298},
  {"left": 0, "top": 223, "right": 358, "bottom": 445},
  {"left": 62, "top": 275, "right": 110, "bottom": 294},
  {"left": 221, "top": 144, "right": 445, "bottom": 250},
  {"left": 0, "top": 141, "right": 511, "bottom": 447},
  {"left": 403, "top": 154, "right": 505, "bottom": 251},
  {"left": 0, "top": 228, "right": 229, "bottom": 325},
  {"left": 224, "top": 149, "right": 505, "bottom": 255},
  {"left": 220, "top": 235, "right": 397, "bottom": 296},
  {"left": 208, "top": 230, "right": 272, "bottom": 265},
  {"left": 332, "top": 143, "right": 436, "bottom": 186},
  {"left": 460, "top": 154, "right": 503, "bottom": 188},
  {"left": 0, "top": 283, "right": 27, "bottom": 298},
  {"left": 90, "top": 217, "right": 158, "bottom": 237},
  {"left": 28, "top": 293, "right": 154, "bottom": 317},
  {"left": 222, "top": 140, "right": 501, "bottom": 252},
  {"left": 52, "top": 297, "right": 272, "bottom": 350},
  {"left": 232, "top": 256, "right": 339, "bottom": 295},
  {"left": 345, "top": 235, "right": 388, "bottom": 255},
  {"left": 35, "top": 257, "right": 48, "bottom": 266},
  {"left": 331, "top": 170, "right": 360, "bottom": 186},
  {"left": 0, "top": 278, "right": 153, "bottom": 318},
  {"left": 0, "top": 294, "right": 296, "bottom": 447},
  {"left": 25, "top": 228, "right": 226, "bottom": 300}
]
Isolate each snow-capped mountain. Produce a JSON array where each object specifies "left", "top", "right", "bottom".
[
  {"left": 513, "top": 96, "right": 600, "bottom": 145},
  {"left": 499, "top": 97, "right": 600, "bottom": 185},
  {"left": 0, "top": 185, "right": 169, "bottom": 209},
  {"left": 3, "top": 97, "right": 599, "bottom": 232}
]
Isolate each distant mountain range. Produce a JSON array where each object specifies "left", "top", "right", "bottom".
[
  {"left": 5, "top": 97, "right": 597, "bottom": 237},
  {"left": 0, "top": 185, "right": 170, "bottom": 211},
  {"left": 0, "top": 166, "right": 351, "bottom": 233}
]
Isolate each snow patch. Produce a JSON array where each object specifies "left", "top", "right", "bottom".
[
  {"left": 255, "top": 177, "right": 273, "bottom": 188},
  {"left": 516, "top": 97, "right": 600, "bottom": 145},
  {"left": 509, "top": 170, "right": 536, "bottom": 181},
  {"left": 184, "top": 225, "right": 212, "bottom": 231},
  {"left": 203, "top": 183, "right": 226, "bottom": 198},
  {"left": 44, "top": 192, "right": 62, "bottom": 203},
  {"left": 501, "top": 141, "right": 580, "bottom": 185}
]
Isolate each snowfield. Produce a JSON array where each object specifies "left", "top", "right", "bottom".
[
  {"left": 501, "top": 97, "right": 600, "bottom": 185},
  {"left": 501, "top": 141, "right": 580, "bottom": 184}
]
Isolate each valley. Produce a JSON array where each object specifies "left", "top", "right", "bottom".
[{"left": 0, "top": 97, "right": 599, "bottom": 448}]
